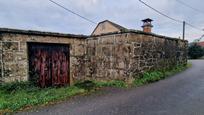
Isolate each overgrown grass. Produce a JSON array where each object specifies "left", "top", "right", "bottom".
[
  {"left": 0, "top": 63, "right": 191, "bottom": 113},
  {"left": 0, "top": 80, "right": 127, "bottom": 113},
  {"left": 0, "top": 83, "right": 86, "bottom": 113},
  {"left": 94, "top": 80, "right": 128, "bottom": 88},
  {"left": 133, "top": 63, "right": 191, "bottom": 86},
  {"left": 75, "top": 80, "right": 127, "bottom": 90}
]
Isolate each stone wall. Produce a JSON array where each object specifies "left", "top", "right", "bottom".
[
  {"left": 0, "top": 30, "right": 87, "bottom": 84},
  {"left": 85, "top": 31, "right": 188, "bottom": 82},
  {"left": 0, "top": 29, "right": 188, "bottom": 84}
]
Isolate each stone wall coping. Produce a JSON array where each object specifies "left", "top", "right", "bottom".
[
  {"left": 0, "top": 28, "right": 188, "bottom": 42},
  {"left": 0, "top": 28, "right": 88, "bottom": 39},
  {"left": 90, "top": 29, "right": 188, "bottom": 42}
]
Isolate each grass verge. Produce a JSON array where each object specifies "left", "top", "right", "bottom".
[
  {"left": 0, "top": 80, "right": 127, "bottom": 114},
  {"left": 0, "top": 83, "right": 86, "bottom": 114},
  {"left": 133, "top": 63, "right": 191, "bottom": 86},
  {"left": 0, "top": 63, "right": 191, "bottom": 113}
]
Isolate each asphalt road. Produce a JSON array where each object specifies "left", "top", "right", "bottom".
[{"left": 17, "top": 60, "right": 204, "bottom": 115}]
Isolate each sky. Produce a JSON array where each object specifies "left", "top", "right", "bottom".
[{"left": 0, "top": 0, "right": 204, "bottom": 42}]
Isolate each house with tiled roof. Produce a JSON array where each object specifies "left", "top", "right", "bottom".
[
  {"left": 91, "top": 20, "right": 127, "bottom": 36},
  {"left": 197, "top": 41, "right": 204, "bottom": 47}
]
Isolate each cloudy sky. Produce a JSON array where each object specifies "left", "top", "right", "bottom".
[{"left": 0, "top": 0, "right": 204, "bottom": 42}]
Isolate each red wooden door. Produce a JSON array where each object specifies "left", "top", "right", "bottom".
[{"left": 28, "top": 43, "right": 69, "bottom": 87}]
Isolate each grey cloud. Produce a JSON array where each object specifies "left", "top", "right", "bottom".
[{"left": 0, "top": 0, "right": 203, "bottom": 42}]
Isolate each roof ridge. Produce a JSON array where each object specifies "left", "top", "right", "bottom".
[{"left": 105, "top": 20, "right": 127, "bottom": 30}]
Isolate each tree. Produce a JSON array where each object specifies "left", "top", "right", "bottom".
[{"left": 188, "top": 43, "right": 204, "bottom": 59}]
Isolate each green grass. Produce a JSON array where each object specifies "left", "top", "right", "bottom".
[
  {"left": 0, "top": 63, "right": 191, "bottom": 113},
  {"left": 0, "top": 82, "right": 86, "bottom": 113},
  {"left": 94, "top": 80, "right": 128, "bottom": 88},
  {"left": 0, "top": 80, "right": 127, "bottom": 113},
  {"left": 133, "top": 63, "right": 191, "bottom": 86}
]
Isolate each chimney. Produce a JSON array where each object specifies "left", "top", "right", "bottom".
[{"left": 142, "top": 18, "right": 153, "bottom": 33}]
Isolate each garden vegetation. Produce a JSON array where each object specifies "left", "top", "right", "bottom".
[{"left": 0, "top": 63, "right": 191, "bottom": 114}]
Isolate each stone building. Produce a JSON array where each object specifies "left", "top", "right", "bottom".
[
  {"left": 0, "top": 28, "right": 87, "bottom": 87},
  {"left": 0, "top": 19, "right": 188, "bottom": 87},
  {"left": 91, "top": 20, "right": 127, "bottom": 36}
]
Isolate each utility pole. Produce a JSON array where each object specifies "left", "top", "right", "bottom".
[{"left": 183, "top": 21, "right": 185, "bottom": 40}]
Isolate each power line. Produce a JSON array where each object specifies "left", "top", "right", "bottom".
[
  {"left": 138, "top": 0, "right": 204, "bottom": 32},
  {"left": 138, "top": 0, "right": 182, "bottom": 23},
  {"left": 185, "top": 22, "right": 204, "bottom": 31},
  {"left": 48, "top": 0, "right": 97, "bottom": 25},
  {"left": 175, "top": 0, "right": 204, "bottom": 14}
]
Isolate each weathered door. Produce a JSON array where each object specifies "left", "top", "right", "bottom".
[{"left": 28, "top": 43, "right": 69, "bottom": 87}]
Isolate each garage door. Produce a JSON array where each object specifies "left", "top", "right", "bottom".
[{"left": 28, "top": 43, "right": 69, "bottom": 87}]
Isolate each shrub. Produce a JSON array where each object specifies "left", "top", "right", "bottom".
[{"left": 188, "top": 43, "right": 204, "bottom": 59}]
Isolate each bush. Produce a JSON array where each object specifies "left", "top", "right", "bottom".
[{"left": 188, "top": 43, "right": 204, "bottom": 59}]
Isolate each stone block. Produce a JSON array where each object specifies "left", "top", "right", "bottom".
[
  {"left": 15, "top": 51, "right": 27, "bottom": 61},
  {"left": 74, "top": 44, "right": 85, "bottom": 56},
  {"left": 102, "top": 45, "right": 112, "bottom": 57},
  {"left": 133, "top": 42, "right": 142, "bottom": 48},
  {"left": 115, "top": 34, "right": 128, "bottom": 44},
  {"left": 101, "top": 36, "right": 115, "bottom": 44},
  {"left": 127, "top": 34, "right": 141, "bottom": 42},
  {"left": 3, "top": 42, "right": 19, "bottom": 51},
  {"left": 3, "top": 52, "right": 15, "bottom": 62}
]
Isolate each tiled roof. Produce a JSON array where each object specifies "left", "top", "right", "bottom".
[{"left": 197, "top": 41, "right": 204, "bottom": 47}]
